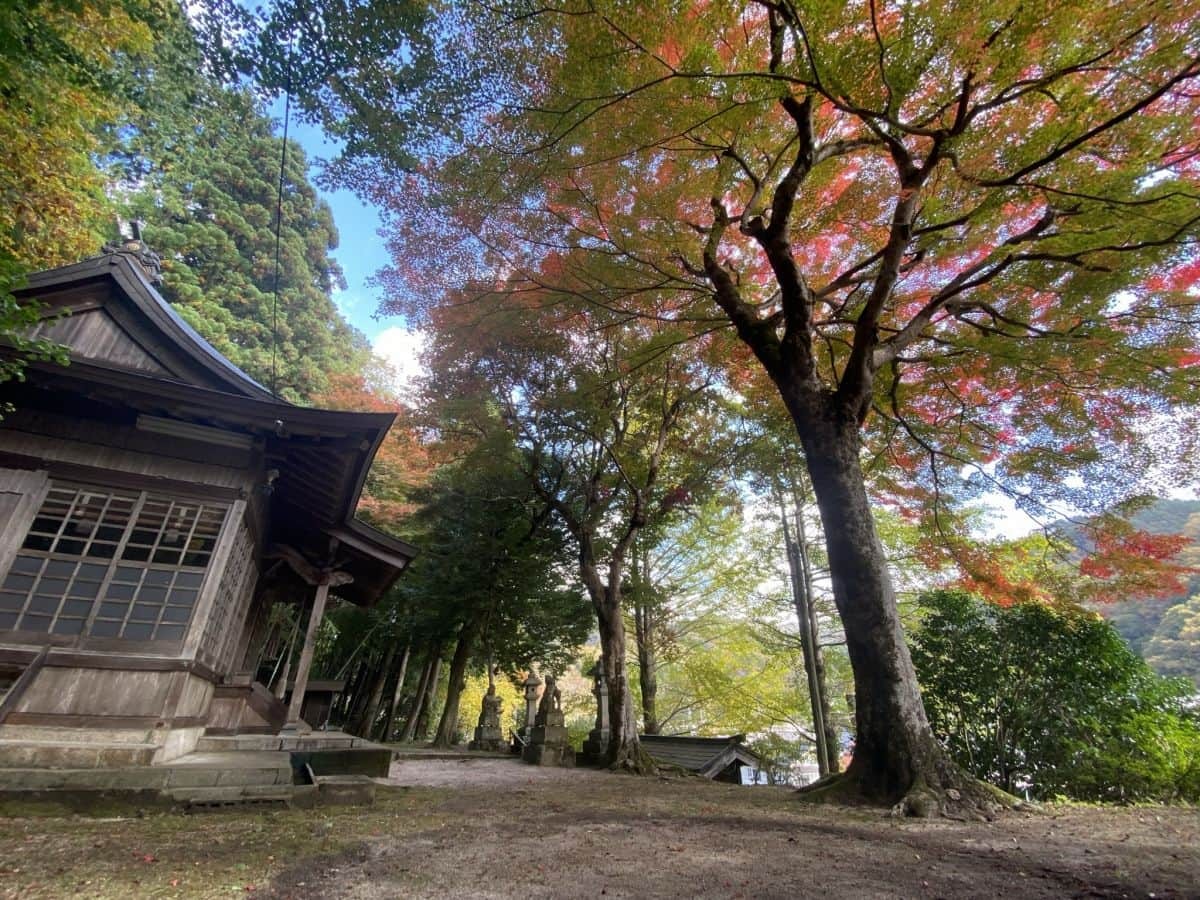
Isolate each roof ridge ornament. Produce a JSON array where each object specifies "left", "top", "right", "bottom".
[{"left": 103, "top": 220, "right": 163, "bottom": 285}]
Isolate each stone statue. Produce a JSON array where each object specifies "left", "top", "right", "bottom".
[
  {"left": 477, "top": 684, "right": 502, "bottom": 728},
  {"left": 534, "top": 675, "right": 559, "bottom": 726},
  {"left": 523, "top": 673, "right": 573, "bottom": 768},
  {"left": 468, "top": 683, "right": 508, "bottom": 752},
  {"left": 581, "top": 659, "right": 610, "bottom": 765}
]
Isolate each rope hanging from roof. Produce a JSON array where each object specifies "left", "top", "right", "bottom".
[{"left": 270, "top": 40, "right": 293, "bottom": 398}]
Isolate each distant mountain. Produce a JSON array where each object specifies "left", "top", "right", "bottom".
[{"left": 1059, "top": 498, "right": 1200, "bottom": 688}]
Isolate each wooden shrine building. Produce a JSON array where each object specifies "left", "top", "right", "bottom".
[
  {"left": 639, "top": 734, "right": 763, "bottom": 784},
  {"left": 0, "top": 243, "right": 416, "bottom": 771}
]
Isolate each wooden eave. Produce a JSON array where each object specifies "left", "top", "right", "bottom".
[
  {"left": 4, "top": 253, "right": 418, "bottom": 604},
  {"left": 14, "top": 253, "right": 277, "bottom": 400}
]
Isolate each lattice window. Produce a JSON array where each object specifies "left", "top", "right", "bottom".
[
  {"left": 0, "top": 482, "right": 227, "bottom": 643},
  {"left": 198, "top": 521, "right": 256, "bottom": 672}
]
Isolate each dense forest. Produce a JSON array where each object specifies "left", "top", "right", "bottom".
[{"left": 2, "top": 0, "right": 1199, "bottom": 810}]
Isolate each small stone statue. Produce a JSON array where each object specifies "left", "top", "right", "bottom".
[
  {"left": 522, "top": 672, "right": 573, "bottom": 768},
  {"left": 468, "top": 683, "right": 508, "bottom": 752},
  {"left": 581, "top": 660, "right": 610, "bottom": 765},
  {"left": 478, "top": 684, "right": 503, "bottom": 726},
  {"left": 535, "top": 675, "right": 562, "bottom": 726}
]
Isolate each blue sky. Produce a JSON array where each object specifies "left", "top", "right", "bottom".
[
  {"left": 276, "top": 111, "right": 389, "bottom": 336},
  {"left": 272, "top": 102, "right": 425, "bottom": 390}
]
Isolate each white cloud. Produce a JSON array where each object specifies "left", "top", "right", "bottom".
[
  {"left": 372, "top": 326, "right": 428, "bottom": 396},
  {"left": 976, "top": 491, "right": 1043, "bottom": 540},
  {"left": 334, "top": 289, "right": 362, "bottom": 316}
]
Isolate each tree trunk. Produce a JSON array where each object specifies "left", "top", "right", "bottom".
[
  {"left": 432, "top": 622, "right": 477, "bottom": 748},
  {"left": 790, "top": 395, "right": 976, "bottom": 813},
  {"left": 345, "top": 656, "right": 378, "bottom": 735},
  {"left": 781, "top": 503, "right": 831, "bottom": 777},
  {"left": 577, "top": 531, "right": 654, "bottom": 773},
  {"left": 631, "top": 544, "right": 659, "bottom": 735},
  {"left": 596, "top": 590, "right": 645, "bottom": 769},
  {"left": 414, "top": 652, "right": 442, "bottom": 740},
  {"left": 399, "top": 650, "right": 436, "bottom": 743},
  {"left": 377, "top": 642, "right": 410, "bottom": 742},
  {"left": 787, "top": 476, "right": 841, "bottom": 773},
  {"left": 811, "top": 622, "right": 839, "bottom": 773},
  {"left": 635, "top": 605, "right": 658, "bottom": 735},
  {"left": 354, "top": 643, "right": 396, "bottom": 739},
  {"left": 336, "top": 658, "right": 363, "bottom": 726}
]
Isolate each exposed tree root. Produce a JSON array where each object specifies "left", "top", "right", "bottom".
[
  {"left": 607, "top": 741, "right": 659, "bottom": 776},
  {"left": 796, "top": 767, "right": 1022, "bottom": 821}
]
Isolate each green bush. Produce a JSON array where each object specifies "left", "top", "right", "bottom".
[{"left": 911, "top": 589, "right": 1200, "bottom": 802}]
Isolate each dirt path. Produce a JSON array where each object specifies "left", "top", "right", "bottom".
[
  {"left": 1, "top": 756, "right": 1196, "bottom": 899},
  {"left": 268, "top": 757, "right": 1200, "bottom": 899}
]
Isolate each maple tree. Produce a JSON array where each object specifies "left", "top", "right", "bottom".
[
  {"left": 313, "top": 370, "right": 433, "bottom": 523},
  {"left": 0, "top": 0, "right": 151, "bottom": 272},
  {"left": 374, "top": 1, "right": 1200, "bottom": 811}
]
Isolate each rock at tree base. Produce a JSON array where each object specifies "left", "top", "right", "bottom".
[
  {"left": 521, "top": 675, "right": 574, "bottom": 768},
  {"left": 468, "top": 685, "right": 509, "bottom": 753}
]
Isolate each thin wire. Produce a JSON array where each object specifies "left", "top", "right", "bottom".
[{"left": 271, "top": 44, "right": 293, "bottom": 398}]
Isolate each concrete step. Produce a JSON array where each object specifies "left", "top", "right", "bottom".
[
  {"left": 0, "top": 749, "right": 293, "bottom": 795},
  {"left": 0, "top": 739, "right": 158, "bottom": 769},
  {"left": 314, "top": 774, "right": 376, "bottom": 806}
]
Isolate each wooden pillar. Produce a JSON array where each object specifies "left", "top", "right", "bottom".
[
  {"left": 272, "top": 636, "right": 293, "bottom": 700},
  {"left": 286, "top": 581, "right": 329, "bottom": 728}
]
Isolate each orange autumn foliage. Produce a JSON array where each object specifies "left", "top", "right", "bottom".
[{"left": 313, "top": 372, "right": 433, "bottom": 525}]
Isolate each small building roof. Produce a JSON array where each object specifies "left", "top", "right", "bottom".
[
  {"left": 4, "top": 247, "right": 416, "bottom": 605},
  {"left": 639, "top": 734, "right": 763, "bottom": 780}
]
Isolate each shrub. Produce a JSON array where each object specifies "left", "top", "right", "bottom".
[{"left": 911, "top": 589, "right": 1200, "bottom": 802}]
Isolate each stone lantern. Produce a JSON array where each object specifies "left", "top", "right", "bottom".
[
  {"left": 580, "top": 660, "right": 609, "bottom": 764},
  {"left": 520, "top": 671, "right": 542, "bottom": 743}
]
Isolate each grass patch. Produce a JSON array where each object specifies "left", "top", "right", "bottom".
[{"left": 0, "top": 787, "right": 449, "bottom": 899}]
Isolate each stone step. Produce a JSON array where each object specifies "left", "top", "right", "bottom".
[
  {"left": 0, "top": 756, "right": 294, "bottom": 791},
  {"left": 0, "top": 766, "right": 170, "bottom": 791},
  {"left": 160, "top": 750, "right": 294, "bottom": 787},
  {"left": 195, "top": 732, "right": 372, "bottom": 753},
  {"left": 313, "top": 773, "right": 376, "bottom": 807},
  {"left": 166, "top": 784, "right": 296, "bottom": 809},
  {"left": 0, "top": 739, "right": 158, "bottom": 769},
  {"left": 0, "top": 725, "right": 155, "bottom": 745}
]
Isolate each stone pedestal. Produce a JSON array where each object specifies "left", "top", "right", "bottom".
[
  {"left": 522, "top": 709, "right": 575, "bottom": 767},
  {"left": 521, "top": 675, "right": 574, "bottom": 768},
  {"left": 580, "top": 660, "right": 609, "bottom": 765},
  {"left": 468, "top": 686, "right": 509, "bottom": 752}
]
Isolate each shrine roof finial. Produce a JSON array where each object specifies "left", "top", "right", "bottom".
[{"left": 103, "top": 220, "right": 162, "bottom": 284}]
